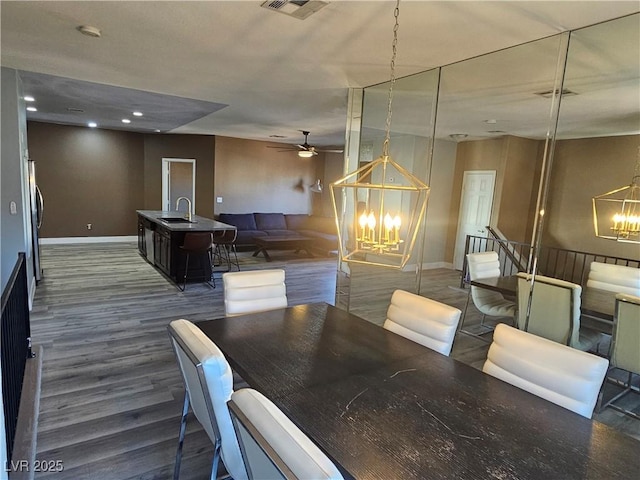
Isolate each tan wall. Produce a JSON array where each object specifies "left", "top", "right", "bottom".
[
  {"left": 424, "top": 139, "right": 457, "bottom": 265},
  {"left": 143, "top": 134, "right": 215, "bottom": 218},
  {"left": 214, "top": 136, "right": 317, "bottom": 215},
  {"left": 445, "top": 138, "right": 505, "bottom": 262},
  {"left": 543, "top": 134, "right": 640, "bottom": 260},
  {"left": 27, "top": 121, "right": 215, "bottom": 237},
  {"left": 498, "top": 136, "right": 542, "bottom": 243},
  {"left": 27, "top": 122, "right": 145, "bottom": 237},
  {"left": 444, "top": 136, "right": 542, "bottom": 263}
]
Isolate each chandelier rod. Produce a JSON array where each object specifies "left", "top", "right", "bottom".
[{"left": 382, "top": 0, "right": 401, "bottom": 158}]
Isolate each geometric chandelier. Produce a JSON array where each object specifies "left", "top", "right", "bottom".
[
  {"left": 592, "top": 147, "right": 640, "bottom": 244},
  {"left": 330, "top": 0, "right": 430, "bottom": 269}
]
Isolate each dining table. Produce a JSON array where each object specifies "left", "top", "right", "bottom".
[{"left": 196, "top": 302, "right": 639, "bottom": 479}]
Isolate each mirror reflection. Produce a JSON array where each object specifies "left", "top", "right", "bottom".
[{"left": 343, "top": 13, "right": 640, "bottom": 336}]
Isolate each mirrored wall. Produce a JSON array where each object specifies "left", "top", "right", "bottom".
[{"left": 339, "top": 13, "right": 639, "bottom": 325}]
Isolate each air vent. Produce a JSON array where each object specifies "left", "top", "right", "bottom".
[
  {"left": 66, "top": 107, "right": 85, "bottom": 113},
  {"left": 535, "top": 88, "right": 578, "bottom": 99},
  {"left": 261, "top": 0, "right": 328, "bottom": 20}
]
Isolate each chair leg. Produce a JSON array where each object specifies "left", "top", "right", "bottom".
[
  {"left": 180, "top": 254, "right": 190, "bottom": 291},
  {"left": 230, "top": 244, "right": 240, "bottom": 271},
  {"left": 210, "top": 438, "right": 222, "bottom": 480},
  {"left": 457, "top": 291, "right": 471, "bottom": 334},
  {"left": 174, "top": 391, "right": 190, "bottom": 480},
  {"left": 597, "top": 370, "right": 640, "bottom": 419},
  {"left": 206, "top": 249, "right": 216, "bottom": 289}
]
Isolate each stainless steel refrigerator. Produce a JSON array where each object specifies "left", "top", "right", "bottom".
[{"left": 27, "top": 158, "right": 43, "bottom": 282}]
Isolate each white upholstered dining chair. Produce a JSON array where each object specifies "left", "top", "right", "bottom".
[
  {"left": 168, "top": 319, "right": 247, "bottom": 480},
  {"left": 222, "top": 269, "right": 287, "bottom": 316},
  {"left": 597, "top": 293, "right": 640, "bottom": 419},
  {"left": 229, "top": 388, "right": 344, "bottom": 480},
  {"left": 516, "top": 273, "right": 602, "bottom": 352},
  {"left": 384, "top": 289, "right": 462, "bottom": 356},
  {"left": 483, "top": 324, "right": 609, "bottom": 418},
  {"left": 465, "top": 251, "right": 516, "bottom": 329},
  {"left": 586, "top": 261, "right": 640, "bottom": 296}
]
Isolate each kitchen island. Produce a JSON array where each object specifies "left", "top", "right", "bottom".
[{"left": 137, "top": 210, "right": 236, "bottom": 285}]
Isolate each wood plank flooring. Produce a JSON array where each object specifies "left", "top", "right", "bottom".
[{"left": 28, "top": 243, "right": 639, "bottom": 479}]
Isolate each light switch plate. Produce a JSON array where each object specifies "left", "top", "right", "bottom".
[
  {"left": 216, "top": 196, "right": 223, "bottom": 203},
  {"left": 10, "top": 201, "right": 17, "bottom": 215}
]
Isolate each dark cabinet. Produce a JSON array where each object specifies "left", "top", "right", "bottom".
[
  {"left": 137, "top": 213, "right": 214, "bottom": 285},
  {"left": 154, "top": 226, "right": 172, "bottom": 276}
]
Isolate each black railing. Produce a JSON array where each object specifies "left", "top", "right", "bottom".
[
  {"left": 1, "top": 253, "right": 32, "bottom": 462},
  {"left": 460, "top": 235, "right": 639, "bottom": 288}
]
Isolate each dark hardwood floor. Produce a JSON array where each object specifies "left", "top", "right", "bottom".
[{"left": 29, "top": 243, "right": 639, "bottom": 479}]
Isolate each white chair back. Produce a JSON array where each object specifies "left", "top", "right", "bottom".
[
  {"left": 223, "top": 269, "right": 287, "bottom": 316},
  {"left": 229, "top": 389, "right": 344, "bottom": 480},
  {"left": 466, "top": 252, "right": 516, "bottom": 318},
  {"left": 483, "top": 324, "right": 609, "bottom": 418},
  {"left": 586, "top": 262, "right": 640, "bottom": 296},
  {"left": 168, "top": 319, "right": 247, "bottom": 480},
  {"left": 467, "top": 251, "right": 501, "bottom": 279},
  {"left": 384, "top": 290, "right": 461, "bottom": 356},
  {"left": 516, "top": 273, "right": 580, "bottom": 347},
  {"left": 611, "top": 293, "right": 640, "bottom": 374}
]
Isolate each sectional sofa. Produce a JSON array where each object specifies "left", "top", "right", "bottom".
[{"left": 217, "top": 212, "right": 338, "bottom": 254}]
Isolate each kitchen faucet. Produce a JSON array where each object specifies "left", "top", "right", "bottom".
[{"left": 175, "top": 196, "right": 192, "bottom": 221}]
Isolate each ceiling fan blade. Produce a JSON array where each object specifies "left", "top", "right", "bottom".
[
  {"left": 317, "top": 149, "right": 344, "bottom": 153},
  {"left": 267, "top": 145, "right": 297, "bottom": 150}
]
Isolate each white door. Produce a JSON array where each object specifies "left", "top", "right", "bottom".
[
  {"left": 453, "top": 170, "right": 496, "bottom": 270},
  {"left": 162, "top": 158, "right": 196, "bottom": 213}
]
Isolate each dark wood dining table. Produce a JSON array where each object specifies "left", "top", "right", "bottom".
[{"left": 196, "top": 302, "right": 639, "bottom": 479}]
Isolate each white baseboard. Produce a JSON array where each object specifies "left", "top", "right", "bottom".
[
  {"left": 422, "top": 261, "right": 455, "bottom": 270},
  {"left": 40, "top": 236, "right": 137, "bottom": 245},
  {"left": 402, "top": 261, "right": 455, "bottom": 272}
]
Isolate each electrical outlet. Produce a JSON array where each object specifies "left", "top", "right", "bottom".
[
  {"left": 87, "top": 223, "right": 92, "bottom": 230},
  {"left": 10, "top": 201, "right": 17, "bottom": 215}
]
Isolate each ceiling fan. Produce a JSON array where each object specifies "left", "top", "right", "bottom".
[{"left": 269, "top": 131, "right": 343, "bottom": 157}]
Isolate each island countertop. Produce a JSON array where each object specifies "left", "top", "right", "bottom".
[{"left": 137, "top": 210, "right": 236, "bottom": 232}]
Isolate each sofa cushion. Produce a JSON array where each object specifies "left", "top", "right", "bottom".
[
  {"left": 265, "top": 230, "right": 300, "bottom": 237},
  {"left": 255, "top": 213, "right": 287, "bottom": 231},
  {"left": 285, "top": 214, "right": 311, "bottom": 231},
  {"left": 219, "top": 213, "right": 257, "bottom": 231}
]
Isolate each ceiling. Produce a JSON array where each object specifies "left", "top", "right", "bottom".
[{"left": 1, "top": 1, "right": 638, "bottom": 148}]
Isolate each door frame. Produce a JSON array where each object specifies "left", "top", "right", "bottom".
[
  {"left": 453, "top": 170, "right": 496, "bottom": 270},
  {"left": 161, "top": 158, "right": 196, "bottom": 212}
]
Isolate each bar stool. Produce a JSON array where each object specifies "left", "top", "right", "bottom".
[
  {"left": 179, "top": 232, "right": 215, "bottom": 291},
  {"left": 212, "top": 229, "right": 240, "bottom": 272}
]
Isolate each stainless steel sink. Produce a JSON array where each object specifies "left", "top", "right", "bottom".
[{"left": 159, "top": 217, "right": 197, "bottom": 224}]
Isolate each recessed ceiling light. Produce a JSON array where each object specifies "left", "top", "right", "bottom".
[
  {"left": 26, "top": 106, "right": 37, "bottom": 112},
  {"left": 24, "top": 96, "right": 35, "bottom": 102},
  {"left": 122, "top": 119, "right": 131, "bottom": 124},
  {"left": 77, "top": 25, "right": 101, "bottom": 38},
  {"left": 132, "top": 111, "right": 143, "bottom": 117},
  {"left": 484, "top": 119, "right": 497, "bottom": 124},
  {"left": 88, "top": 122, "right": 97, "bottom": 128},
  {"left": 155, "top": 129, "right": 161, "bottom": 133}
]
